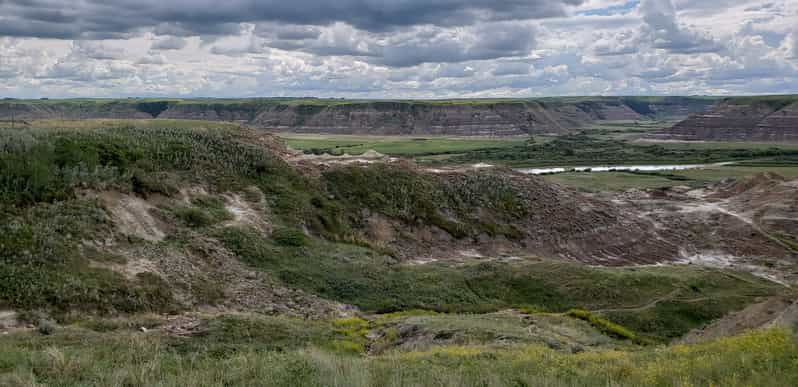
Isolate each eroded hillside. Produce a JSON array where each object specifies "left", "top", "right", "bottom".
[{"left": 652, "top": 96, "right": 798, "bottom": 142}]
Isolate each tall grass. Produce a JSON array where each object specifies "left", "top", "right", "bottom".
[{"left": 0, "top": 327, "right": 795, "bottom": 386}]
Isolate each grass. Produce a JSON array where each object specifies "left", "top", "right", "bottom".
[
  {"left": 448, "top": 134, "right": 798, "bottom": 168},
  {"left": 566, "top": 309, "right": 640, "bottom": 342},
  {"left": 0, "top": 119, "right": 243, "bottom": 130},
  {"left": 0, "top": 125, "right": 542, "bottom": 315},
  {"left": 0, "top": 125, "right": 325, "bottom": 314},
  {"left": 168, "top": 196, "right": 232, "bottom": 228},
  {"left": 540, "top": 163, "right": 798, "bottom": 192},
  {"left": 0, "top": 322, "right": 795, "bottom": 386},
  {"left": 644, "top": 140, "right": 798, "bottom": 150},
  {"left": 280, "top": 134, "right": 527, "bottom": 157},
  {"left": 216, "top": 226, "right": 785, "bottom": 341},
  {"left": 0, "top": 125, "right": 791, "bottom": 333},
  {"left": 543, "top": 171, "right": 682, "bottom": 191},
  {"left": 0, "top": 199, "right": 176, "bottom": 315},
  {"left": 369, "top": 311, "right": 625, "bottom": 353}
]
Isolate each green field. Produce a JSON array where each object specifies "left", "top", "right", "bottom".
[
  {"left": 543, "top": 165, "right": 798, "bottom": 191},
  {"left": 280, "top": 131, "right": 798, "bottom": 192},
  {"left": 280, "top": 133, "right": 528, "bottom": 157}
]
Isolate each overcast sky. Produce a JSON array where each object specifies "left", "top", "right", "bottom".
[{"left": 1, "top": 0, "right": 796, "bottom": 98}]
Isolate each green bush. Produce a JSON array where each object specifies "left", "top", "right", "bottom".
[
  {"left": 171, "top": 196, "right": 231, "bottom": 228},
  {"left": 37, "top": 318, "right": 57, "bottom": 335},
  {"left": 271, "top": 227, "right": 308, "bottom": 247},
  {"left": 566, "top": 309, "right": 638, "bottom": 342},
  {"left": 173, "top": 207, "right": 215, "bottom": 228}
]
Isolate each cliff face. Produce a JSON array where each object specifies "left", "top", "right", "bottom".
[
  {"left": 654, "top": 96, "right": 798, "bottom": 142},
  {"left": 0, "top": 97, "right": 716, "bottom": 136},
  {"left": 249, "top": 102, "right": 567, "bottom": 136},
  {"left": 0, "top": 101, "right": 153, "bottom": 120}
]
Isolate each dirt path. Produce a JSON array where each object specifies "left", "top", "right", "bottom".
[{"left": 590, "top": 289, "right": 682, "bottom": 314}]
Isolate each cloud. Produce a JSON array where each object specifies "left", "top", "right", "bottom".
[
  {"left": 375, "top": 22, "right": 536, "bottom": 67},
  {"left": 783, "top": 32, "right": 798, "bottom": 59},
  {"left": 0, "top": 0, "right": 584, "bottom": 39},
  {"left": 639, "top": 0, "right": 720, "bottom": 53},
  {"left": 1, "top": 0, "right": 797, "bottom": 98},
  {"left": 74, "top": 41, "right": 127, "bottom": 60},
  {"left": 151, "top": 36, "right": 187, "bottom": 50},
  {"left": 492, "top": 62, "right": 533, "bottom": 76}
]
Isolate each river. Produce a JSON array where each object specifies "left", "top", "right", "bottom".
[{"left": 516, "top": 162, "right": 735, "bottom": 175}]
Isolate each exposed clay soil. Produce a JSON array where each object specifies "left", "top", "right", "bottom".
[{"left": 606, "top": 173, "right": 798, "bottom": 284}]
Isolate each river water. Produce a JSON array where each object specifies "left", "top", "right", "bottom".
[{"left": 517, "top": 162, "right": 735, "bottom": 175}]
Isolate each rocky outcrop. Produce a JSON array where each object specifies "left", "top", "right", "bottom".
[
  {"left": 0, "top": 97, "right": 716, "bottom": 136},
  {"left": 653, "top": 96, "right": 798, "bottom": 142}
]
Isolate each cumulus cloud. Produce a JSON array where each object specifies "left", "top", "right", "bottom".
[
  {"left": 639, "top": 0, "right": 721, "bottom": 53},
  {"left": 0, "top": 0, "right": 583, "bottom": 39},
  {"left": 375, "top": 22, "right": 536, "bottom": 67},
  {"left": 0, "top": 0, "right": 797, "bottom": 98},
  {"left": 73, "top": 41, "right": 127, "bottom": 60}
]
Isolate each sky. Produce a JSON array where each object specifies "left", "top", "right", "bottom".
[{"left": 0, "top": 0, "right": 796, "bottom": 98}]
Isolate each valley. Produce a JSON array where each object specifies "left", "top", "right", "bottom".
[{"left": 1, "top": 98, "right": 798, "bottom": 385}]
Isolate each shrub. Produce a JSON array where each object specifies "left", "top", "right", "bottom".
[
  {"left": 131, "top": 170, "right": 178, "bottom": 197},
  {"left": 271, "top": 227, "right": 308, "bottom": 247},
  {"left": 37, "top": 319, "right": 57, "bottom": 335},
  {"left": 330, "top": 317, "right": 369, "bottom": 354},
  {"left": 518, "top": 305, "right": 548, "bottom": 315},
  {"left": 173, "top": 207, "right": 215, "bottom": 228},
  {"left": 566, "top": 309, "right": 639, "bottom": 342}
]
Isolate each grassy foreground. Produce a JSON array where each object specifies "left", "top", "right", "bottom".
[{"left": 0, "top": 324, "right": 795, "bottom": 386}]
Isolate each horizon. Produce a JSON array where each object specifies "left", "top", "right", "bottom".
[{"left": 2, "top": 94, "right": 797, "bottom": 102}]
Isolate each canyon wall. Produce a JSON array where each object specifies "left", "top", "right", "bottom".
[
  {"left": 652, "top": 96, "right": 798, "bottom": 142},
  {"left": 0, "top": 97, "right": 716, "bottom": 136}
]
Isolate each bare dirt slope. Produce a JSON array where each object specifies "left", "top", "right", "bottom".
[{"left": 609, "top": 173, "right": 798, "bottom": 284}]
